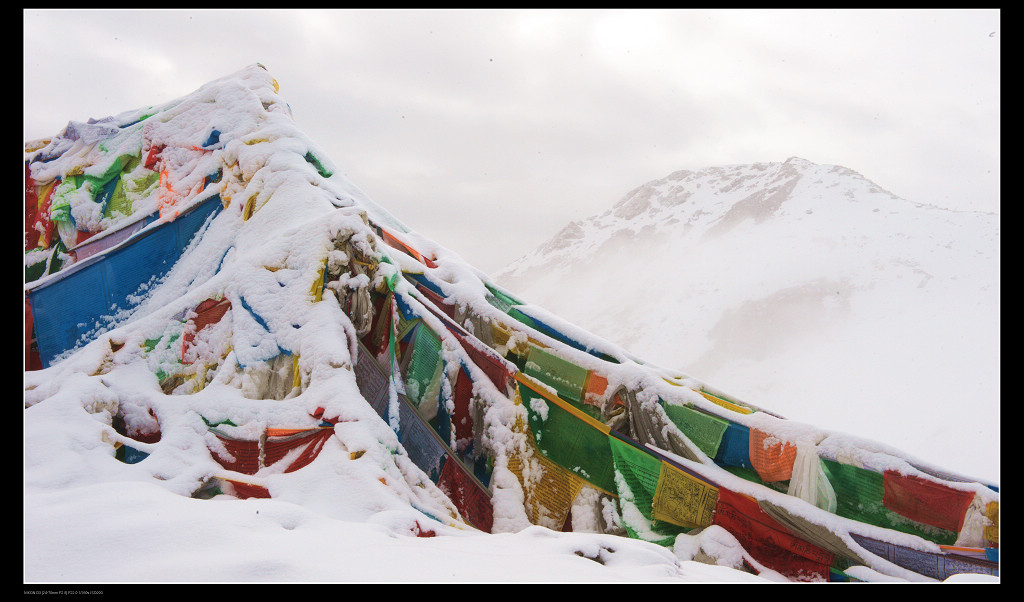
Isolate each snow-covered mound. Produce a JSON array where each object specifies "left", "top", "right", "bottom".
[
  {"left": 24, "top": 66, "right": 998, "bottom": 583},
  {"left": 495, "top": 158, "right": 999, "bottom": 484}
]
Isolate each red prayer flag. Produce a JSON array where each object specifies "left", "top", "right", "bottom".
[
  {"left": 452, "top": 367, "right": 475, "bottom": 447},
  {"left": 883, "top": 470, "right": 975, "bottom": 533},
  {"left": 713, "top": 487, "right": 833, "bottom": 581},
  {"left": 438, "top": 455, "right": 493, "bottom": 533}
]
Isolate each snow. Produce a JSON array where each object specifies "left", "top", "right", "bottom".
[
  {"left": 24, "top": 65, "right": 996, "bottom": 584},
  {"left": 495, "top": 158, "right": 999, "bottom": 485}
]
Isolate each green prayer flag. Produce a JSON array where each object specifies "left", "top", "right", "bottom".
[{"left": 663, "top": 402, "right": 730, "bottom": 458}]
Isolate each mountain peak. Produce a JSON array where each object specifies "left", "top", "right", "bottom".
[
  {"left": 783, "top": 155, "right": 816, "bottom": 167},
  {"left": 494, "top": 158, "right": 998, "bottom": 486},
  {"left": 500, "top": 158, "right": 917, "bottom": 281}
]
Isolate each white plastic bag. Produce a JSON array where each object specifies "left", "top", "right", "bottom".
[{"left": 787, "top": 441, "right": 837, "bottom": 513}]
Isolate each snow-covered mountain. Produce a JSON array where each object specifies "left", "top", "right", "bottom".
[{"left": 495, "top": 157, "right": 1000, "bottom": 483}]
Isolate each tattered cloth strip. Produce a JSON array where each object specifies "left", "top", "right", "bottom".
[
  {"left": 210, "top": 432, "right": 261, "bottom": 475},
  {"left": 221, "top": 478, "right": 271, "bottom": 500},
  {"left": 749, "top": 428, "right": 797, "bottom": 483},
  {"left": 437, "top": 453, "right": 494, "bottom": 533},
  {"left": 850, "top": 533, "right": 998, "bottom": 580},
  {"left": 263, "top": 427, "right": 335, "bottom": 473},
  {"left": 181, "top": 297, "right": 232, "bottom": 363},
  {"left": 713, "top": 487, "right": 835, "bottom": 581},
  {"left": 756, "top": 498, "right": 872, "bottom": 566},
  {"left": 662, "top": 402, "right": 730, "bottom": 459},
  {"left": 396, "top": 389, "right": 448, "bottom": 483},
  {"left": 354, "top": 340, "right": 493, "bottom": 532},
  {"left": 620, "top": 388, "right": 702, "bottom": 464},
  {"left": 786, "top": 443, "right": 836, "bottom": 513},
  {"left": 882, "top": 471, "right": 977, "bottom": 534},
  {"left": 984, "top": 502, "right": 999, "bottom": 545},
  {"left": 507, "top": 442, "right": 585, "bottom": 531}
]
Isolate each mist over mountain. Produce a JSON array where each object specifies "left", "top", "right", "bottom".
[{"left": 495, "top": 157, "right": 1000, "bottom": 482}]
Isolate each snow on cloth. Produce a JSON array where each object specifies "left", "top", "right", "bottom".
[
  {"left": 26, "top": 193, "right": 222, "bottom": 367},
  {"left": 712, "top": 487, "right": 835, "bottom": 581},
  {"left": 518, "top": 373, "right": 617, "bottom": 495},
  {"left": 662, "top": 402, "right": 730, "bottom": 459},
  {"left": 882, "top": 470, "right": 977, "bottom": 533},
  {"left": 748, "top": 428, "right": 797, "bottom": 483}
]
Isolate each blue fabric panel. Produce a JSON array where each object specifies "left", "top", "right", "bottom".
[
  {"left": 119, "top": 445, "right": 150, "bottom": 464},
  {"left": 173, "top": 194, "right": 221, "bottom": 252},
  {"left": 714, "top": 422, "right": 753, "bottom": 469},
  {"left": 473, "top": 455, "right": 491, "bottom": 489},
  {"left": 102, "top": 220, "right": 179, "bottom": 305},
  {"left": 394, "top": 292, "right": 417, "bottom": 321},
  {"left": 398, "top": 397, "right": 448, "bottom": 483},
  {"left": 29, "top": 195, "right": 223, "bottom": 368},
  {"left": 405, "top": 272, "right": 445, "bottom": 297},
  {"left": 30, "top": 257, "right": 110, "bottom": 367},
  {"left": 850, "top": 533, "right": 999, "bottom": 580},
  {"left": 202, "top": 129, "right": 221, "bottom": 148}
]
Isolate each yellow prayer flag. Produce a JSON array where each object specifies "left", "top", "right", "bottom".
[
  {"left": 699, "top": 390, "right": 753, "bottom": 415},
  {"left": 651, "top": 460, "right": 718, "bottom": 529}
]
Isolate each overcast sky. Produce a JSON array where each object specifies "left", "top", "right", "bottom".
[{"left": 23, "top": 9, "right": 1000, "bottom": 274}]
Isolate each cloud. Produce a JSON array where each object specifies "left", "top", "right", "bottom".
[{"left": 24, "top": 9, "right": 999, "bottom": 273}]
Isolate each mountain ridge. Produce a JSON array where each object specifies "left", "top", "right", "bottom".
[
  {"left": 494, "top": 156, "right": 999, "bottom": 481},
  {"left": 500, "top": 156, "right": 996, "bottom": 282}
]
